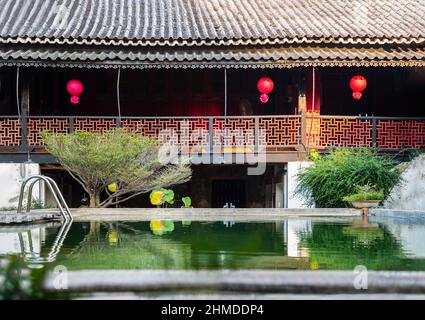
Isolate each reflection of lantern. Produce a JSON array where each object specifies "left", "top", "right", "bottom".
[
  {"left": 350, "top": 75, "right": 367, "bottom": 100},
  {"left": 66, "top": 79, "right": 84, "bottom": 104},
  {"left": 257, "top": 77, "right": 274, "bottom": 103}
]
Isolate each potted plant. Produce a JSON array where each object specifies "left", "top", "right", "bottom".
[{"left": 343, "top": 184, "right": 384, "bottom": 214}]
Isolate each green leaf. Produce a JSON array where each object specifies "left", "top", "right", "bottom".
[
  {"left": 182, "top": 196, "right": 192, "bottom": 208},
  {"left": 161, "top": 188, "right": 175, "bottom": 204}
]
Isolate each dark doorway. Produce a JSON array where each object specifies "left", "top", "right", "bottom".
[{"left": 211, "top": 180, "right": 246, "bottom": 208}]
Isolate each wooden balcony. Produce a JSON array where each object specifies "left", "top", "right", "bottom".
[{"left": 0, "top": 115, "right": 424, "bottom": 163}]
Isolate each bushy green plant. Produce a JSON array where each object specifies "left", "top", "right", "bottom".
[
  {"left": 342, "top": 184, "right": 384, "bottom": 202},
  {"left": 295, "top": 149, "right": 402, "bottom": 208}
]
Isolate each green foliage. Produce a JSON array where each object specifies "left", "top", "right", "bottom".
[
  {"left": 0, "top": 256, "right": 46, "bottom": 300},
  {"left": 342, "top": 184, "right": 384, "bottom": 202},
  {"left": 295, "top": 149, "right": 402, "bottom": 208},
  {"left": 181, "top": 196, "right": 192, "bottom": 208},
  {"left": 41, "top": 129, "right": 192, "bottom": 208},
  {"left": 298, "top": 223, "right": 407, "bottom": 270},
  {"left": 150, "top": 188, "right": 175, "bottom": 207},
  {"left": 0, "top": 199, "right": 53, "bottom": 212},
  {"left": 407, "top": 149, "right": 423, "bottom": 161},
  {"left": 150, "top": 189, "right": 192, "bottom": 208},
  {"left": 31, "top": 199, "right": 54, "bottom": 210}
]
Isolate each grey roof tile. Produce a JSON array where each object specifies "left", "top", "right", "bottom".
[
  {"left": 1, "top": 44, "right": 423, "bottom": 63},
  {"left": 0, "top": 0, "right": 424, "bottom": 45}
]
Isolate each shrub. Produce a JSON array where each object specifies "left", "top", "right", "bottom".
[{"left": 295, "top": 149, "right": 402, "bottom": 208}]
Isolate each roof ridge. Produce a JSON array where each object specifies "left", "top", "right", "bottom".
[{"left": 0, "top": 36, "right": 424, "bottom": 47}]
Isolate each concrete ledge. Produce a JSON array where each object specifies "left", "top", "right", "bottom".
[
  {"left": 0, "top": 210, "right": 62, "bottom": 224},
  {"left": 79, "top": 293, "right": 425, "bottom": 300},
  {"left": 71, "top": 208, "right": 361, "bottom": 222},
  {"left": 43, "top": 270, "right": 425, "bottom": 294}
]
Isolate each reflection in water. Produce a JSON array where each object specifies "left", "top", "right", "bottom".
[
  {"left": 149, "top": 220, "right": 175, "bottom": 236},
  {"left": 1, "top": 218, "right": 425, "bottom": 271},
  {"left": 0, "top": 221, "right": 72, "bottom": 268}
]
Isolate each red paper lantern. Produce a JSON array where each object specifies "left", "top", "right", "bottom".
[
  {"left": 350, "top": 75, "right": 367, "bottom": 100},
  {"left": 257, "top": 77, "right": 274, "bottom": 94},
  {"left": 260, "top": 93, "right": 269, "bottom": 103},
  {"left": 66, "top": 79, "right": 84, "bottom": 104}
]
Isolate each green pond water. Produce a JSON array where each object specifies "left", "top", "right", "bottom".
[{"left": 2, "top": 217, "right": 425, "bottom": 271}]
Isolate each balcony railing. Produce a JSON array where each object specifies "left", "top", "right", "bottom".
[{"left": 1, "top": 115, "right": 425, "bottom": 152}]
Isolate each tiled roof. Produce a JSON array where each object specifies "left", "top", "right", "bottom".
[
  {"left": 0, "top": 0, "right": 424, "bottom": 46},
  {"left": 1, "top": 44, "right": 423, "bottom": 68}
]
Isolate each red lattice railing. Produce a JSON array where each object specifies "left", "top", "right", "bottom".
[
  {"left": 376, "top": 119, "right": 425, "bottom": 149},
  {"left": 306, "top": 116, "right": 373, "bottom": 148},
  {"left": 0, "top": 118, "right": 21, "bottom": 146},
  {"left": 27, "top": 118, "right": 69, "bottom": 146},
  {"left": 1, "top": 115, "right": 425, "bottom": 151},
  {"left": 121, "top": 118, "right": 210, "bottom": 147}
]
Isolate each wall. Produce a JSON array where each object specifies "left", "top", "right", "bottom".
[
  {"left": 286, "top": 161, "right": 313, "bottom": 208},
  {"left": 0, "top": 163, "right": 42, "bottom": 209},
  {"left": 384, "top": 154, "right": 425, "bottom": 210}
]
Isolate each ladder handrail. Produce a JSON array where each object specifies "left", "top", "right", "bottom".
[
  {"left": 25, "top": 176, "right": 72, "bottom": 220},
  {"left": 17, "top": 175, "right": 72, "bottom": 222}
]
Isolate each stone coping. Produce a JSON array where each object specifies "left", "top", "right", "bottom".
[
  {"left": 70, "top": 208, "right": 361, "bottom": 222},
  {"left": 43, "top": 270, "right": 425, "bottom": 294},
  {"left": 78, "top": 293, "right": 425, "bottom": 300},
  {"left": 0, "top": 210, "right": 62, "bottom": 225}
]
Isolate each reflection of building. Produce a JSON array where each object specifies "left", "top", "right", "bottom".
[
  {"left": 283, "top": 220, "right": 311, "bottom": 258},
  {"left": 0, "top": 225, "right": 44, "bottom": 255},
  {"left": 374, "top": 217, "right": 425, "bottom": 258}
]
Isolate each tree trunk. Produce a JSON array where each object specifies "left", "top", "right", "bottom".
[{"left": 89, "top": 191, "right": 99, "bottom": 208}]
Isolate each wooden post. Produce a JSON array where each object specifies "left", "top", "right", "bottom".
[
  {"left": 20, "top": 71, "right": 30, "bottom": 151},
  {"left": 300, "top": 110, "right": 307, "bottom": 149},
  {"left": 296, "top": 72, "right": 308, "bottom": 156}
]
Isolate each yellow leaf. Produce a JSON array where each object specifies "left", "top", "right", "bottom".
[
  {"left": 107, "top": 231, "right": 118, "bottom": 244},
  {"left": 107, "top": 183, "right": 117, "bottom": 193},
  {"left": 150, "top": 190, "right": 164, "bottom": 205}
]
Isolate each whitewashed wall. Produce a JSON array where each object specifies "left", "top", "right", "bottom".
[
  {"left": 287, "top": 161, "right": 313, "bottom": 208},
  {"left": 385, "top": 155, "right": 425, "bottom": 210},
  {"left": 0, "top": 163, "right": 42, "bottom": 209}
]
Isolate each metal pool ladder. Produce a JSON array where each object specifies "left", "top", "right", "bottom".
[{"left": 17, "top": 174, "right": 73, "bottom": 222}]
